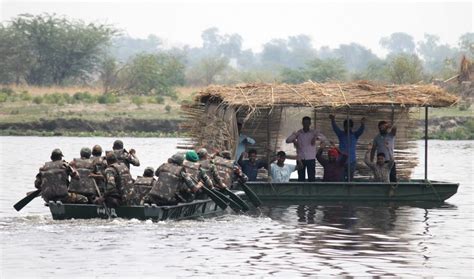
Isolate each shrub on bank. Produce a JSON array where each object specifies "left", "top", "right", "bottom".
[{"left": 97, "top": 93, "right": 119, "bottom": 104}]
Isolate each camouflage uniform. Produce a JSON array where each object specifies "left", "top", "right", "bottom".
[
  {"left": 91, "top": 155, "right": 107, "bottom": 194},
  {"left": 212, "top": 155, "right": 236, "bottom": 189},
  {"left": 113, "top": 149, "right": 140, "bottom": 170},
  {"left": 69, "top": 156, "right": 98, "bottom": 202},
  {"left": 104, "top": 162, "right": 135, "bottom": 207},
  {"left": 199, "top": 159, "right": 225, "bottom": 188},
  {"left": 143, "top": 162, "right": 197, "bottom": 206},
  {"left": 35, "top": 154, "right": 88, "bottom": 204}
]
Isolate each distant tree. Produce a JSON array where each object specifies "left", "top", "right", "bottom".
[
  {"left": 334, "top": 43, "right": 379, "bottom": 72},
  {"left": 186, "top": 56, "right": 229, "bottom": 85},
  {"left": 110, "top": 35, "right": 162, "bottom": 62},
  {"left": 353, "top": 59, "right": 389, "bottom": 82},
  {"left": 120, "top": 52, "right": 185, "bottom": 95},
  {"left": 99, "top": 55, "right": 123, "bottom": 93},
  {"left": 458, "top": 32, "right": 474, "bottom": 57},
  {"left": 0, "top": 25, "right": 34, "bottom": 84},
  {"left": 380, "top": 32, "right": 416, "bottom": 54},
  {"left": 2, "top": 14, "right": 115, "bottom": 85},
  {"left": 417, "top": 34, "right": 459, "bottom": 75},
  {"left": 385, "top": 53, "right": 424, "bottom": 84},
  {"left": 281, "top": 58, "right": 346, "bottom": 83}
]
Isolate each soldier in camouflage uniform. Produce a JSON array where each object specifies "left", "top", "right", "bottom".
[
  {"left": 183, "top": 150, "right": 215, "bottom": 199},
  {"left": 90, "top": 145, "right": 107, "bottom": 194},
  {"left": 130, "top": 167, "right": 156, "bottom": 205},
  {"left": 112, "top": 140, "right": 140, "bottom": 170},
  {"left": 197, "top": 148, "right": 227, "bottom": 189},
  {"left": 34, "top": 148, "right": 88, "bottom": 204},
  {"left": 101, "top": 153, "right": 135, "bottom": 207},
  {"left": 68, "top": 147, "right": 98, "bottom": 203},
  {"left": 212, "top": 150, "right": 240, "bottom": 189},
  {"left": 143, "top": 153, "right": 201, "bottom": 206}
]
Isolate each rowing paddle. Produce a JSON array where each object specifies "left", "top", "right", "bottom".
[
  {"left": 199, "top": 185, "right": 228, "bottom": 210},
  {"left": 220, "top": 188, "right": 250, "bottom": 211},
  {"left": 239, "top": 182, "right": 262, "bottom": 207},
  {"left": 211, "top": 188, "right": 243, "bottom": 212},
  {"left": 13, "top": 189, "right": 41, "bottom": 212}
]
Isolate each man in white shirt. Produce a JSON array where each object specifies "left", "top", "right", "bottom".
[
  {"left": 269, "top": 151, "right": 299, "bottom": 183},
  {"left": 235, "top": 122, "right": 256, "bottom": 162}
]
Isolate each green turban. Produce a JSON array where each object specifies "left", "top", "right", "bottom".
[{"left": 185, "top": 150, "right": 199, "bottom": 162}]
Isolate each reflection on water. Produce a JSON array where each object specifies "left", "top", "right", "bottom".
[{"left": 0, "top": 138, "right": 472, "bottom": 277}]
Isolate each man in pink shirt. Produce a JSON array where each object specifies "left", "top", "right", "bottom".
[{"left": 286, "top": 116, "right": 327, "bottom": 182}]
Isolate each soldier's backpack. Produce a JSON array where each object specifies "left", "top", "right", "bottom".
[
  {"left": 132, "top": 176, "right": 155, "bottom": 204},
  {"left": 148, "top": 163, "right": 187, "bottom": 205},
  {"left": 39, "top": 160, "right": 70, "bottom": 202},
  {"left": 110, "top": 162, "right": 135, "bottom": 205},
  {"left": 213, "top": 156, "right": 235, "bottom": 188},
  {"left": 69, "top": 158, "right": 98, "bottom": 196}
]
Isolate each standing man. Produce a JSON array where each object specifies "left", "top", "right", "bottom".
[
  {"left": 286, "top": 116, "right": 327, "bottom": 182},
  {"left": 269, "top": 151, "right": 298, "bottom": 183},
  {"left": 102, "top": 152, "right": 134, "bottom": 207},
  {"left": 329, "top": 115, "right": 365, "bottom": 181},
  {"left": 112, "top": 139, "right": 140, "bottom": 170},
  {"left": 238, "top": 149, "right": 267, "bottom": 181},
  {"left": 370, "top": 121, "right": 397, "bottom": 182},
  {"left": 235, "top": 122, "right": 256, "bottom": 162}
]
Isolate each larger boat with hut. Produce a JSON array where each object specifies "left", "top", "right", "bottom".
[{"left": 180, "top": 81, "right": 459, "bottom": 202}]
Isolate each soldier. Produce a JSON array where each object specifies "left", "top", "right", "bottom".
[
  {"left": 130, "top": 167, "right": 156, "bottom": 205},
  {"left": 101, "top": 152, "right": 134, "bottom": 207},
  {"left": 90, "top": 145, "right": 107, "bottom": 194},
  {"left": 213, "top": 150, "right": 238, "bottom": 189},
  {"left": 112, "top": 139, "right": 140, "bottom": 170},
  {"left": 34, "top": 148, "right": 88, "bottom": 204},
  {"left": 143, "top": 153, "right": 201, "bottom": 206},
  {"left": 69, "top": 147, "right": 99, "bottom": 202},
  {"left": 183, "top": 150, "right": 214, "bottom": 199},
  {"left": 197, "top": 148, "right": 227, "bottom": 189}
]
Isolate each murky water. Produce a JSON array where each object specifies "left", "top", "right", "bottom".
[{"left": 0, "top": 137, "right": 473, "bottom": 277}]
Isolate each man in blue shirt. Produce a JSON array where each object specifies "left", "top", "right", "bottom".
[
  {"left": 329, "top": 114, "right": 365, "bottom": 181},
  {"left": 235, "top": 122, "right": 256, "bottom": 162},
  {"left": 237, "top": 149, "right": 267, "bottom": 181}
]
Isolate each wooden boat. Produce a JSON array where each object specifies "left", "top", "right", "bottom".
[
  {"left": 238, "top": 179, "right": 458, "bottom": 202},
  {"left": 46, "top": 191, "right": 245, "bottom": 221}
]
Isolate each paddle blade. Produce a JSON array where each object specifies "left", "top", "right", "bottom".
[
  {"left": 212, "top": 188, "right": 242, "bottom": 212},
  {"left": 13, "top": 189, "right": 41, "bottom": 212},
  {"left": 201, "top": 186, "right": 227, "bottom": 210},
  {"left": 240, "top": 183, "right": 262, "bottom": 207},
  {"left": 222, "top": 188, "right": 250, "bottom": 211}
]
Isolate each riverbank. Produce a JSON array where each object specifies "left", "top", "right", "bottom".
[{"left": 0, "top": 86, "right": 472, "bottom": 139}]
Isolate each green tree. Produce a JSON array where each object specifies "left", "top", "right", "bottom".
[
  {"left": 458, "top": 32, "right": 474, "bottom": 58},
  {"left": 2, "top": 14, "right": 115, "bottom": 85},
  {"left": 281, "top": 58, "right": 346, "bottom": 83},
  {"left": 385, "top": 53, "right": 424, "bottom": 84},
  {"left": 186, "top": 56, "right": 229, "bottom": 85},
  {"left": 120, "top": 52, "right": 185, "bottom": 95},
  {"left": 0, "top": 25, "right": 35, "bottom": 84}
]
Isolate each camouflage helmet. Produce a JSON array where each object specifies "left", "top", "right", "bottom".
[
  {"left": 51, "top": 148, "right": 64, "bottom": 160},
  {"left": 105, "top": 152, "right": 117, "bottom": 164},
  {"left": 80, "top": 147, "right": 92, "bottom": 158},
  {"left": 219, "top": 150, "right": 232, "bottom": 160},
  {"left": 92, "top": 144, "right": 102, "bottom": 156},
  {"left": 170, "top": 153, "right": 185, "bottom": 165},
  {"left": 113, "top": 139, "right": 123, "bottom": 150},
  {"left": 143, "top": 166, "right": 154, "bottom": 177},
  {"left": 197, "top": 148, "right": 208, "bottom": 158}
]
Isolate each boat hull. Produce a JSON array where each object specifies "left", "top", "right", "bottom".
[
  {"left": 47, "top": 192, "right": 243, "bottom": 221},
  {"left": 239, "top": 180, "right": 458, "bottom": 202}
]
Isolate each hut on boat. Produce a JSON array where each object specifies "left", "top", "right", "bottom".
[{"left": 179, "top": 80, "right": 458, "bottom": 180}]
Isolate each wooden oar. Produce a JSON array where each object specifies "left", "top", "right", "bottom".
[
  {"left": 93, "top": 181, "right": 113, "bottom": 219},
  {"left": 220, "top": 188, "right": 250, "bottom": 211},
  {"left": 239, "top": 182, "right": 262, "bottom": 207},
  {"left": 211, "top": 188, "right": 243, "bottom": 212},
  {"left": 13, "top": 189, "right": 41, "bottom": 212}
]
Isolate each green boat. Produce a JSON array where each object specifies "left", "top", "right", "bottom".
[
  {"left": 239, "top": 179, "right": 458, "bottom": 203},
  {"left": 47, "top": 191, "right": 245, "bottom": 221}
]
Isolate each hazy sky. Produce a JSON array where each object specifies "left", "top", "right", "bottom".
[{"left": 1, "top": 0, "right": 472, "bottom": 56}]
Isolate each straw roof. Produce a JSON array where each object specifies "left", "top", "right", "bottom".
[{"left": 195, "top": 80, "right": 458, "bottom": 108}]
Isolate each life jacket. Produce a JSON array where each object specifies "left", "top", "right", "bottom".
[
  {"left": 132, "top": 176, "right": 155, "bottom": 204},
  {"left": 213, "top": 156, "right": 234, "bottom": 188},
  {"left": 114, "top": 149, "right": 131, "bottom": 169},
  {"left": 109, "top": 162, "right": 134, "bottom": 205},
  {"left": 148, "top": 163, "right": 186, "bottom": 204},
  {"left": 39, "top": 160, "right": 70, "bottom": 202},
  {"left": 68, "top": 158, "right": 97, "bottom": 196}
]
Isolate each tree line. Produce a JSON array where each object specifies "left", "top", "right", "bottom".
[{"left": 0, "top": 14, "right": 473, "bottom": 96}]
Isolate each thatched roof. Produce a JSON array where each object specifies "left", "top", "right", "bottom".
[{"left": 195, "top": 80, "right": 458, "bottom": 108}]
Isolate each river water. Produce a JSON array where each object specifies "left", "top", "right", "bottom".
[{"left": 0, "top": 137, "right": 472, "bottom": 278}]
